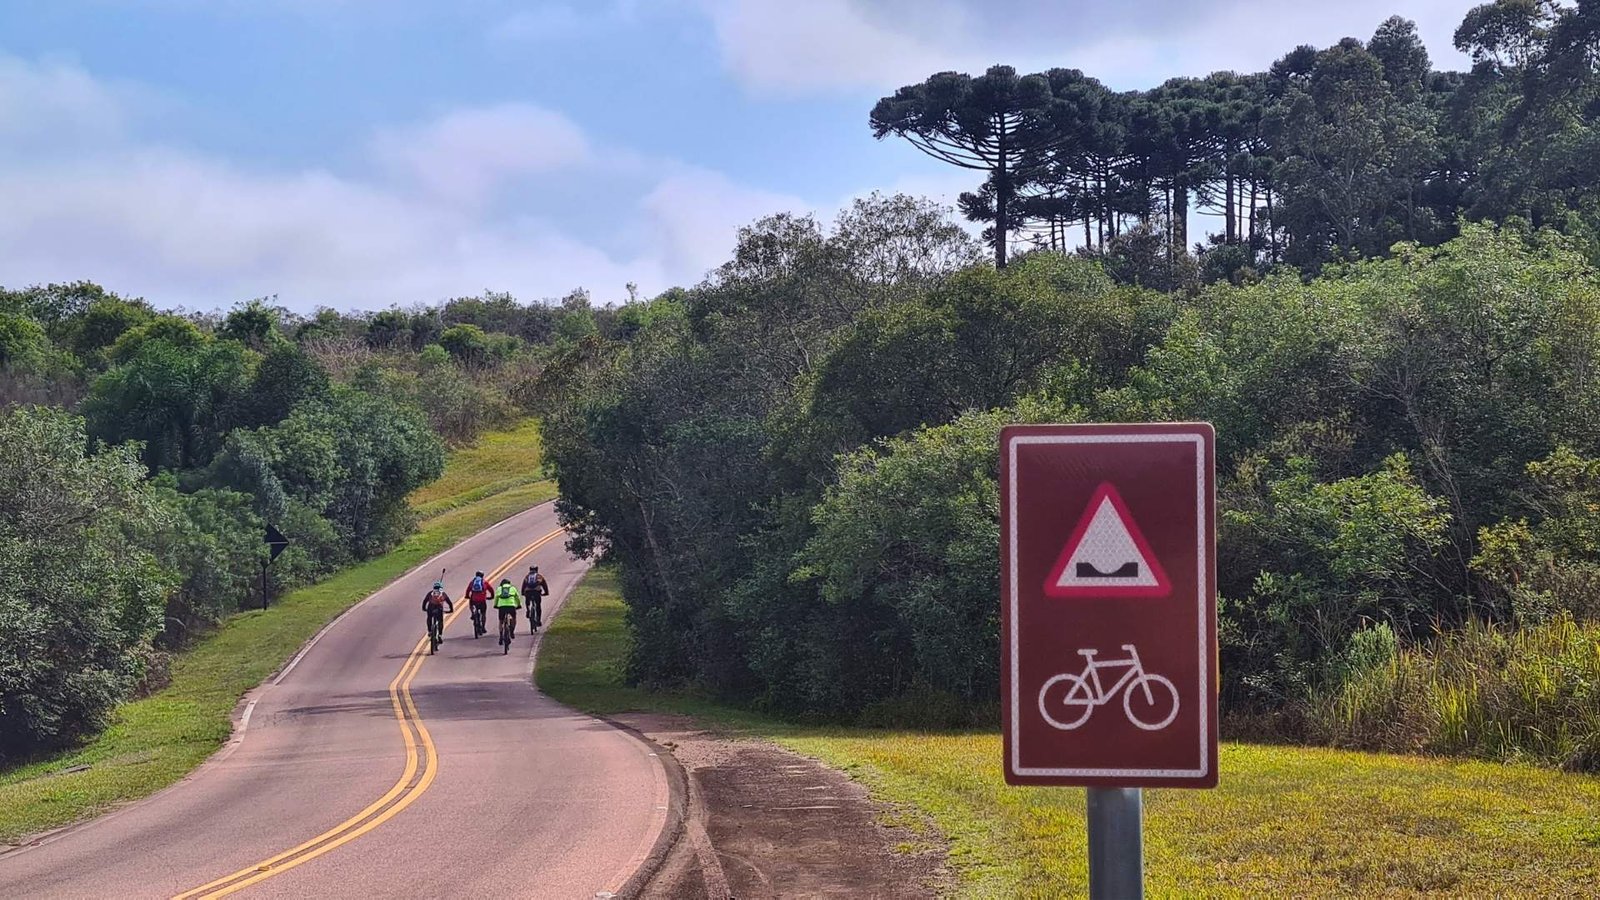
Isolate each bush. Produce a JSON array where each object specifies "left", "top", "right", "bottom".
[
  {"left": 146, "top": 480, "right": 265, "bottom": 643},
  {"left": 439, "top": 324, "right": 491, "bottom": 367},
  {"left": 0, "top": 407, "right": 172, "bottom": 761},
  {"left": 792, "top": 399, "right": 1075, "bottom": 717},
  {"left": 1317, "top": 616, "right": 1600, "bottom": 771},
  {"left": 1220, "top": 453, "right": 1451, "bottom": 707},
  {"left": 1474, "top": 446, "right": 1600, "bottom": 624}
]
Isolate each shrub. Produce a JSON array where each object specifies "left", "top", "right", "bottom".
[
  {"left": 146, "top": 480, "right": 265, "bottom": 643},
  {"left": 1474, "top": 446, "right": 1600, "bottom": 624},
  {"left": 793, "top": 398, "right": 1075, "bottom": 716},
  {"left": 1220, "top": 453, "right": 1451, "bottom": 707},
  {"left": 439, "top": 324, "right": 491, "bottom": 367}
]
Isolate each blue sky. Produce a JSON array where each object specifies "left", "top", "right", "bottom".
[{"left": 0, "top": 1, "right": 1475, "bottom": 312}]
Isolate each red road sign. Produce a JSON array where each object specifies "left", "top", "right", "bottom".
[{"left": 1001, "top": 423, "right": 1217, "bottom": 788}]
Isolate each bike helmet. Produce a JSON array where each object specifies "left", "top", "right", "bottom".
[
  {"left": 433, "top": 581, "right": 443, "bottom": 590},
  {"left": 475, "top": 571, "right": 485, "bottom": 577},
  {"left": 529, "top": 565, "right": 539, "bottom": 572},
  {"left": 500, "top": 578, "right": 512, "bottom": 585}
]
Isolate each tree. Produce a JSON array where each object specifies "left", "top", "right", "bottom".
[
  {"left": 65, "top": 296, "right": 154, "bottom": 363},
  {"left": 83, "top": 334, "right": 251, "bottom": 471},
  {"left": 0, "top": 281, "right": 116, "bottom": 339},
  {"left": 365, "top": 309, "right": 412, "bottom": 349},
  {"left": 1492, "top": 0, "right": 1600, "bottom": 231},
  {"left": 234, "top": 344, "right": 331, "bottom": 429},
  {"left": 246, "top": 388, "right": 444, "bottom": 558},
  {"left": 146, "top": 480, "right": 265, "bottom": 640},
  {"left": 0, "top": 312, "right": 51, "bottom": 374},
  {"left": 1456, "top": 0, "right": 1561, "bottom": 71},
  {"left": 1272, "top": 36, "right": 1439, "bottom": 268},
  {"left": 220, "top": 299, "right": 286, "bottom": 351},
  {"left": 1369, "top": 16, "right": 1433, "bottom": 101},
  {"left": 0, "top": 407, "right": 171, "bottom": 760},
  {"left": 872, "top": 65, "right": 1054, "bottom": 267}
]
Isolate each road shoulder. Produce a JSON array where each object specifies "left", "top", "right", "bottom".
[{"left": 618, "top": 712, "right": 949, "bottom": 899}]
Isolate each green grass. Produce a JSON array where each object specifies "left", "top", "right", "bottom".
[
  {"left": 0, "top": 422, "right": 554, "bottom": 845},
  {"left": 409, "top": 419, "right": 546, "bottom": 520},
  {"left": 538, "top": 567, "right": 1600, "bottom": 898}
]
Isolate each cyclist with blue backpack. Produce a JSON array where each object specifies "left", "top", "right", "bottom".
[{"left": 464, "top": 571, "right": 494, "bottom": 639}]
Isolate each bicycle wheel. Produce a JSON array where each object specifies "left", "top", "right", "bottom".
[
  {"left": 1038, "top": 673, "right": 1095, "bottom": 730},
  {"left": 1123, "top": 674, "right": 1180, "bottom": 731}
]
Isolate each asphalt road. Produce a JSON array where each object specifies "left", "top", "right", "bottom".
[{"left": 0, "top": 502, "right": 669, "bottom": 899}]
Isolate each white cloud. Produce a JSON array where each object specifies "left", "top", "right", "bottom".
[
  {"left": 695, "top": 0, "right": 1475, "bottom": 93},
  {"left": 0, "top": 55, "right": 148, "bottom": 148},
  {"left": 696, "top": 0, "right": 968, "bottom": 92},
  {"left": 641, "top": 167, "right": 810, "bottom": 276},
  {"left": 0, "top": 56, "right": 811, "bottom": 311},
  {"left": 370, "top": 103, "right": 591, "bottom": 205}
]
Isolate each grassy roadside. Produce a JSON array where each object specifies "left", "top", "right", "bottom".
[
  {"left": 538, "top": 567, "right": 1600, "bottom": 897},
  {"left": 409, "top": 419, "right": 546, "bottom": 520},
  {"left": 0, "top": 421, "right": 553, "bottom": 845}
]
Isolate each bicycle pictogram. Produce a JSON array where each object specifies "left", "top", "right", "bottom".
[{"left": 1037, "top": 644, "right": 1180, "bottom": 731}]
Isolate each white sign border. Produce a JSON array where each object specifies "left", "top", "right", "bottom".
[{"left": 1008, "top": 432, "right": 1211, "bottom": 780}]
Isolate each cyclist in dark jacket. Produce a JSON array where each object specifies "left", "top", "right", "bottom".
[
  {"left": 421, "top": 582, "right": 453, "bottom": 641},
  {"left": 521, "top": 565, "right": 549, "bottom": 630}
]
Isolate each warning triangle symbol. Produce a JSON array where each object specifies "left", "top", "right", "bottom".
[{"left": 1044, "top": 483, "right": 1170, "bottom": 598}]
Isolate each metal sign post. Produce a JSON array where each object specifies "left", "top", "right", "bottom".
[
  {"left": 1087, "top": 788, "right": 1143, "bottom": 899},
  {"left": 1000, "top": 423, "right": 1217, "bottom": 898}
]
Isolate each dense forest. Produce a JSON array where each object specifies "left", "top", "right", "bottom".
[
  {"left": 873, "top": 2, "right": 1600, "bottom": 279},
  {"left": 541, "top": 2, "right": 1600, "bottom": 770},
  {"left": 0, "top": 283, "right": 614, "bottom": 760}
]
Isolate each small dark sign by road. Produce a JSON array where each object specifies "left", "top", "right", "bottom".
[
  {"left": 1001, "top": 422, "right": 1217, "bottom": 789},
  {"left": 265, "top": 523, "right": 290, "bottom": 562}
]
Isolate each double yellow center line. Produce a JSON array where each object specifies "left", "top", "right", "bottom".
[{"left": 173, "top": 528, "right": 566, "bottom": 899}]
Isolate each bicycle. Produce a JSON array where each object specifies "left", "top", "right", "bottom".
[
  {"left": 526, "top": 596, "right": 541, "bottom": 631},
  {"left": 426, "top": 609, "right": 444, "bottom": 655},
  {"left": 498, "top": 610, "right": 514, "bottom": 655},
  {"left": 1037, "top": 644, "right": 1179, "bottom": 731},
  {"left": 470, "top": 603, "right": 486, "bottom": 639}
]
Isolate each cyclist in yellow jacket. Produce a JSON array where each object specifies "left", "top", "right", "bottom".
[{"left": 493, "top": 578, "right": 522, "bottom": 639}]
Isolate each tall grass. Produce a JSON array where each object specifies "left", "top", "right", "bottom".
[{"left": 1319, "top": 615, "right": 1600, "bottom": 771}]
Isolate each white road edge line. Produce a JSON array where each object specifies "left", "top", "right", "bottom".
[{"left": 234, "top": 699, "right": 258, "bottom": 739}]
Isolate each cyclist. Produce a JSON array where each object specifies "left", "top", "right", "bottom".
[
  {"left": 421, "top": 581, "right": 453, "bottom": 643},
  {"left": 464, "top": 571, "right": 494, "bottom": 637},
  {"left": 493, "top": 578, "right": 522, "bottom": 640},
  {"left": 521, "top": 565, "right": 549, "bottom": 630}
]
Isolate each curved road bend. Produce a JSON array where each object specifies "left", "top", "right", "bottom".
[{"left": 0, "top": 502, "right": 669, "bottom": 899}]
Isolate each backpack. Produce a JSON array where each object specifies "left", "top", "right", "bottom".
[{"left": 471, "top": 576, "right": 485, "bottom": 593}]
